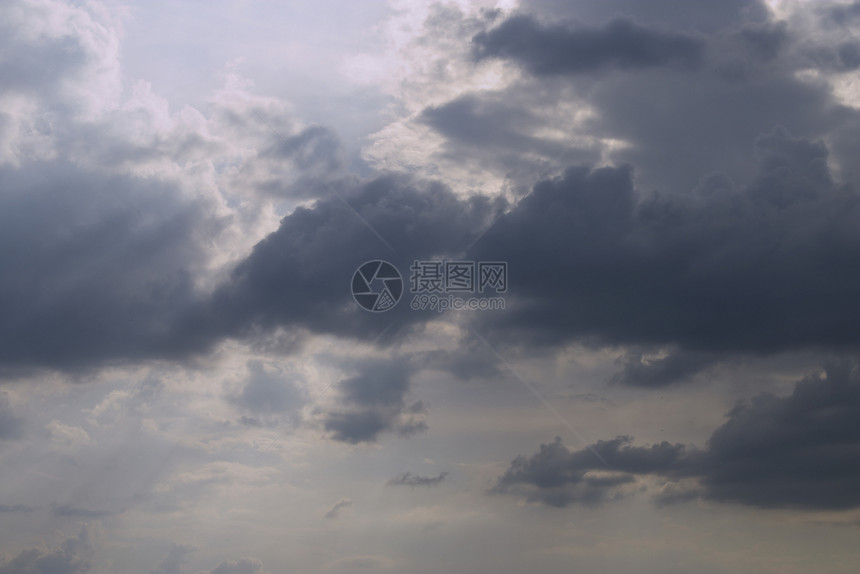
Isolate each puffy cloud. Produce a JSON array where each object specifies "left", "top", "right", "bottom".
[
  {"left": 470, "top": 127, "right": 860, "bottom": 372},
  {"left": 492, "top": 436, "right": 680, "bottom": 507},
  {"left": 495, "top": 361, "right": 860, "bottom": 510},
  {"left": 205, "top": 173, "right": 502, "bottom": 344}
]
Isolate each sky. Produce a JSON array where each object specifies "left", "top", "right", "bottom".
[{"left": 1, "top": 0, "right": 860, "bottom": 572}]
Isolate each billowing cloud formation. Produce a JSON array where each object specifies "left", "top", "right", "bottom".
[
  {"left": 8, "top": 122, "right": 860, "bottom": 387},
  {"left": 495, "top": 361, "right": 860, "bottom": 510},
  {"left": 206, "top": 174, "right": 501, "bottom": 345}
]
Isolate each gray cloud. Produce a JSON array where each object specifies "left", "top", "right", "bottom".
[
  {"left": 825, "top": 1, "right": 860, "bottom": 25},
  {"left": 0, "top": 523, "right": 96, "bottom": 574},
  {"left": 470, "top": 127, "right": 860, "bottom": 368},
  {"left": 387, "top": 471, "right": 449, "bottom": 487},
  {"left": 323, "top": 498, "right": 352, "bottom": 519},
  {"left": 612, "top": 349, "right": 722, "bottom": 387},
  {"left": 322, "top": 360, "right": 427, "bottom": 444},
  {"left": 0, "top": 162, "right": 219, "bottom": 372},
  {"left": 463, "top": 1, "right": 857, "bottom": 195},
  {"left": 495, "top": 361, "right": 860, "bottom": 510},
  {"left": 205, "top": 173, "right": 502, "bottom": 346},
  {"left": 418, "top": 94, "right": 601, "bottom": 181},
  {"left": 473, "top": 15, "right": 706, "bottom": 75}
]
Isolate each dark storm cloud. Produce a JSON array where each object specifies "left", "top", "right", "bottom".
[
  {"left": 8, "top": 127, "right": 860, "bottom": 386},
  {"left": 495, "top": 362, "right": 860, "bottom": 510},
  {"left": 473, "top": 15, "right": 706, "bottom": 75},
  {"left": 0, "top": 162, "right": 219, "bottom": 372},
  {"left": 470, "top": 127, "right": 860, "bottom": 371},
  {"left": 322, "top": 360, "right": 427, "bottom": 444},
  {"left": 0, "top": 523, "right": 95, "bottom": 574},
  {"left": 0, "top": 165, "right": 501, "bottom": 372},
  {"left": 387, "top": 471, "right": 449, "bottom": 487},
  {"left": 205, "top": 173, "right": 503, "bottom": 343},
  {"left": 5, "top": 0, "right": 860, "bottom": 386},
  {"left": 700, "top": 361, "right": 860, "bottom": 509}
]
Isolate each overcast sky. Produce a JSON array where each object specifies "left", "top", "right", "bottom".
[{"left": 2, "top": 0, "right": 860, "bottom": 573}]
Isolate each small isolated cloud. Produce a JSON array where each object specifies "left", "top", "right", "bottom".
[
  {"left": 323, "top": 360, "right": 428, "bottom": 444},
  {"left": 387, "top": 472, "right": 449, "bottom": 487},
  {"left": 324, "top": 499, "right": 353, "bottom": 519}
]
